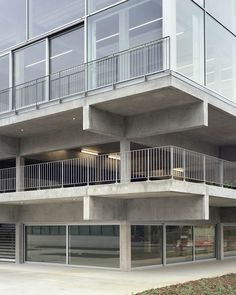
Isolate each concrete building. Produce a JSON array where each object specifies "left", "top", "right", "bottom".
[{"left": 0, "top": 0, "right": 235, "bottom": 271}]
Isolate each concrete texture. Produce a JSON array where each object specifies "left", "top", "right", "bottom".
[{"left": 0, "top": 259, "right": 236, "bottom": 295}]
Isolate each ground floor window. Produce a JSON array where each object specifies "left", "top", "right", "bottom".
[
  {"left": 166, "top": 226, "right": 193, "bottom": 264},
  {"left": 131, "top": 225, "right": 162, "bottom": 267},
  {"left": 69, "top": 225, "right": 120, "bottom": 268},
  {"left": 25, "top": 225, "right": 120, "bottom": 268},
  {"left": 195, "top": 225, "right": 216, "bottom": 260},
  {"left": 25, "top": 225, "right": 66, "bottom": 264},
  {"left": 224, "top": 226, "right": 236, "bottom": 258}
]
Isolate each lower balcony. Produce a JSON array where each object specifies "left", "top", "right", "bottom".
[{"left": 0, "top": 146, "right": 236, "bottom": 194}]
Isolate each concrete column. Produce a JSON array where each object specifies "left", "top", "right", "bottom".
[
  {"left": 120, "top": 222, "right": 131, "bottom": 271},
  {"left": 15, "top": 223, "right": 24, "bottom": 264},
  {"left": 216, "top": 223, "right": 224, "bottom": 260},
  {"left": 16, "top": 156, "right": 24, "bottom": 192},
  {"left": 120, "top": 139, "right": 131, "bottom": 183}
]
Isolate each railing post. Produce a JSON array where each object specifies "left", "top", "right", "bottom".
[
  {"left": 16, "top": 156, "right": 24, "bottom": 192},
  {"left": 115, "top": 154, "right": 118, "bottom": 184},
  {"left": 170, "top": 146, "right": 174, "bottom": 178},
  {"left": 183, "top": 149, "right": 186, "bottom": 181},
  {"left": 220, "top": 160, "right": 224, "bottom": 187},
  {"left": 87, "top": 157, "right": 90, "bottom": 186},
  {"left": 38, "top": 164, "right": 41, "bottom": 189},
  {"left": 203, "top": 155, "right": 206, "bottom": 184},
  {"left": 147, "top": 149, "right": 150, "bottom": 181},
  {"left": 61, "top": 161, "right": 64, "bottom": 187}
]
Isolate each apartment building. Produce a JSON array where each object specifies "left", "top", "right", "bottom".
[{"left": 0, "top": 0, "right": 235, "bottom": 271}]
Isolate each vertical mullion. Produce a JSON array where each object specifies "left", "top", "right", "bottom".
[{"left": 66, "top": 225, "right": 69, "bottom": 265}]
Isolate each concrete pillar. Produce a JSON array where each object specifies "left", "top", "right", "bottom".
[
  {"left": 216, "top": 223, "right": 224, "bottom": 260},
  {"left": 16, "top": 156, "right": 24, "bottom": 192},
  {"left": 120, "top": 222, "right": 131, "bottom": 271},
  {"left": 15, "top": 223, "right": 24, "bottom": 264},
  {"left": 120, "top": 139, "right": 131, "bottom": 183}
]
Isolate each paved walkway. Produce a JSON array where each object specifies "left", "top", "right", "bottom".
[{"left": 0, "top": 259, "right": 236, "bottom": 295}]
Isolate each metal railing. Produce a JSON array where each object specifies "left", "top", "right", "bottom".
[
  {"left": 0, "top": 37, "right": 170, "bottom": 114},
  {"left": 1, "top": 145, "right": 236, "bottom": 193}
]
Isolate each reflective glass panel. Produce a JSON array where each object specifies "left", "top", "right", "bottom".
[
  {"left": 14, "top": 41, "right": 46, "bottom": 85},
  {"left": 0, "top": 0, "right": 26, "bottom": 52},
  {"left": 131, "top": 225, "right": 162, "bottom": 267},
  {"left": 166, "top": 226, "right": 193, "bottom": 264},
  {"left": 205, "top": 0, "right": 236, "bottom": 33},
  {"left": 224, "top": 226, "right": 236, "bottom": 257},
  {"left": 50, "top": 27, "right": 84, "bottom": 74},
  {"left": 88, "top": 0, "right": 162, "bottom": 60},
  {"left": 0, "top": 55, "right": 9, "bottom": 90},
  {"left": 195, "top": 225, "right": 215, "bottom": 260},
  {"left": 29, "top": 0, "right": 85, "bottom": 38},
  {"left": 176, "top": 0, "right": 204, "bottom": 83},
  {"left": 25, "top": 226, "right": 66, "bottom": 263},
  {"left": 69, "top": 225, "right": 120, "bottom": 268},
  {"left": 206, "top": 16, "right": 236, "bottom": 102},
  {"left": 88, "top": 0, "right": 122, "bottom": 13}
]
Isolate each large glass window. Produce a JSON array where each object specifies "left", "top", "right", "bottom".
[
  {"left": 50, "top": 27, "right": 84, "bottom": 74},
  {"left": 0, "top": 55, "right": 9, "bottom": 90},
  {"left": 25, "top": 226, "right": 66, "bottom": 264},
  {"left": 69, "top": 225, "right": 120, "bottom": 268},
  {"left": 206, "top": 16, "right": 236, "bottom": 102},
  {"left": 88, "top": 0, "right": 123, "bottom": 14},
  {"left": 166, "top": 226, "right": 193, "bottom": 264},
  {"left": 131, "top": 225, "right": 162, "bottom": 268},
  {"left": 0, "top": 0, "right": 26, "bottom": 52},
  {"left": 224, "top": 226, "right": 236, "bottom": 257},
  {"left": 88, "top": 0, "right": 163, "bottom": 60},
  {"left": 176, "top": 0, "right": 204, "bottom": 83},
  {"left": 195, "top": 225, "right": 215, "bottom": 260},
  {"left": 14, "top": 41, "right": 46, "bottom": 85},
  {"left": 205, "top": 0, "right": 236, "bottom": 34},
  {"left": 29, "top": 0, "right": 85, "bottom": 38}
]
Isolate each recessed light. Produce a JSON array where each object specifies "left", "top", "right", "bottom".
[
  {"left": 72, "top": 117, "right": 76, "bottom": 121},
  {"left": 20, "top": 129, "right": 24, "bottom": 132}
]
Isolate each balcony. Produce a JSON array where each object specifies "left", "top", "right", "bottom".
[
  {"left": 0, "top": 37, "right": 170, "bottom": 114},
  {"left": 1, "top": 146, "right": 236, "bottom": 194}
]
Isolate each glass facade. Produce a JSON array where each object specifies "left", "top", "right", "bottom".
[
  {"left": 195, "top": 225, "right": 215, "bottom": 260},
  {"left": 28, "top": 0, "right": 85, "bottom": 38},
  {"left": 166, "top": 226, "right": 193, "bottom": 264},
  {"left": 0, "top": 55, "right": 9, "bottom": 90},
  {"left": 224, "top": 226, "right": 236, "bottom": 257},
  {"left": 25, "top": 226, "right": 66, "bottom": 263},
  {"left": 69, "top": 225, "right": 120, "bottom": 268},
  {"left": 88, "top": 0, "right": 123, "bottom": 13},
  {"left": 176, "top": 0, "right": 204, "bottom": 83},
  {"left": 14, "top": 41, "right": 46, "bottom": 85},
  {"left": 205, "top": 0, "right": 236, "bottom": 34},
  {"left": 0, "top": 0, "right": 26, "bottom": 52},
  {"left": 131, "top": 225, "right": 162, "bottom": 267},
  {"left": 88, "top": 0, "right": 162, "bottom": 60}
]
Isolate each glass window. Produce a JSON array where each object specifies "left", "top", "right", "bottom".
[
  {"left": 193, "top": 0, "right": 204, "bottom": 6},
  {"left": 176, "top": 0, "right": 204, "bottom": 83},
  {"left": 0, "top": 55, "right": 9, "bottom": 90},
  {"left": 88, "top": 0, "right": 122, "bottom": 13},
  {"left": 50, "top": 27, "right": 84, "bottom": 74},
  {"left": 195, "top": 225, "right": 215, "bottom": 260},
  {"left": 224, "top": 226, "right": 236, "bottom": 257},
  {"left": 69, "top": 225, "right": 120, "bottom": 268},
  {"left": 206, "top": 16, "right": 236, "bottom": 102},
  {"left": 0, "top": 0, "right": 26, "bottom": 52},
  {"left": 14, "top": 41, "right": 46, "bottom": 85},
  {"left": 205, "top": 0, "right": 236, "bottom": 33},
  {"left": 29, "top": 0, "right": 85, "bottom": 38},
  {"left": 88, "top": 0, "right": 163, "bottom": 60},
  {"left": 166, "top": 226, "right": 193, "bottom": 264},
  {"left": 131, "top": 225, "right": 162, "bottom": 268},
  {"left": 25, "top": 226, "right": 66, "bottom": 264}
]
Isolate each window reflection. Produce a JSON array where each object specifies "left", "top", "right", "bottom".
[
  {"left": 166, "top": 226, "right": 193, "bottom": 264},
  {"left": 131, "top": 225, "right": 162, "bottom": 267},
  {"left": 195, "top": 225, "right": 215, "bottom": 260},
  {"left": 25, "top": 226, "right": 66, "bottom": 264},
  {"left": 224, "top": 226, "right": 236, "bottom": 257}
]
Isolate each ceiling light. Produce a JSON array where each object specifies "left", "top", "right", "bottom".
[
  {"left": 72, "top": 117, "right": 76, "bottom": 120},
  {"left": 108, "top": 154, "right": 121, "bottom": 160},
  {"left": 81, "top": 148, "right": 98, "bottom": 156},
  {"left": 173, "top": 167, "right": 184, "bottom": 173},
  {"left": 20, "top": 128, "right": 24, "bottom": 132}
]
